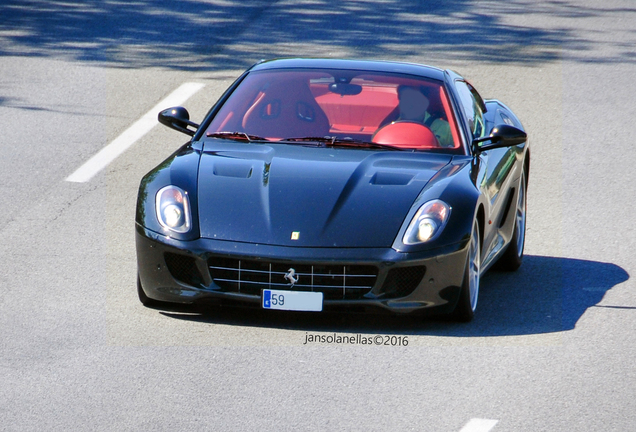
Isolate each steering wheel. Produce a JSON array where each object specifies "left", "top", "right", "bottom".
[{"left": 371, "top": 121, "right": 440, "bottom": 149}]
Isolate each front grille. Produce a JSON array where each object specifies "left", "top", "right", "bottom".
[
  {"left": 208, "top": 257, "right": 378, "bottom": 300},
  {"left": 379, "top": 266, "right": 426, "bottom": 299},
  {"left": 164, "top": 252, "right": 204, "bottom": 287}
]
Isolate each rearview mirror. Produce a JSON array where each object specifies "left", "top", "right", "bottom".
[
  {"left": 472, "top": 124, "right": 527, "bottom": 153},
  {"left": 329, "top": 82, "right": 363, "bottom": 96},
  {"left": 158, "top": 106, "right": 199, "bottom": 136}
]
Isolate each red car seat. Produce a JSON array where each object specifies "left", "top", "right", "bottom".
[{"left": 242, "top": 80, "right": 330, "bottom": 139}]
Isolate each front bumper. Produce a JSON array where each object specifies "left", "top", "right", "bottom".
[{"left": 136, "top": 224, "right": 470, "bottom": 315}]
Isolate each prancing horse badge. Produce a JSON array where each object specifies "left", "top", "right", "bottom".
[{"left": 284, "top": 268, "right": 299, "bottom": 287}]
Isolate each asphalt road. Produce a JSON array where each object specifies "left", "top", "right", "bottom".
[{"left": 1, "top": 1, "right": 636, "bottom": 430}]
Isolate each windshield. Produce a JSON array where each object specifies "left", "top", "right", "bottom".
[{"left": 205, "top": 68, "right": 462, "bottom": 152}]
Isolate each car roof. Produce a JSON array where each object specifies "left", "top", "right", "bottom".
[{"left": 249, "top": 58, "right": 447, "bottom": 81}]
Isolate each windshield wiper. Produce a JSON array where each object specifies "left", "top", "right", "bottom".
[
  {"left": 282, "top": 136, "right": 403, "bottom": 151},
  {"left": 206, "top": 131, "right": 269, "bottom": 142}
]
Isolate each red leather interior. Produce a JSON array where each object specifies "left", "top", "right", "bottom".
[
  {"left": 207, "top": 71, "right": 461, "bottom": 149},
  {"left": 371, "top": 121, "right": 440, "bottom": 149},
  {"left": 241, "top": 80, "right": 330, "bottom": 139},
  {"left": 314, "top": 85, "right": 397, "bottom": 134}
]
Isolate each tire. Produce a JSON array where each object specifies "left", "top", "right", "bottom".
[
  {"left": 496, "top": 169, "right": 527, "bottom": 271},
  {"left": 137, "top": 275, "right": 156, "bottom": 307},
  {"left": 452, "top": 219, "right": 481, "bottom": 322}
]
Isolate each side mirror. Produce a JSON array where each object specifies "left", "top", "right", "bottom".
[
  {"left": 472, "top": 124, "right": 527, "bottom": 154},
  {"left": 158, "top": 107, "right": 199, "bottom": 136}
]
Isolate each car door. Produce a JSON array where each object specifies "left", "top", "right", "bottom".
[{"left": 454, "top": 80, "right": 515, "bottom": 266}]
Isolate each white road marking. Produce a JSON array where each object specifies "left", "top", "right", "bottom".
[
  {"left": 65, "top": 82, "right": 205, "bottom": 183},
  {"left": 459, "top": 418, "right": 499, "bottom": 432}
]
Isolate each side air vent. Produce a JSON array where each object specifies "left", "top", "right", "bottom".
[
  {"left": 164, "top": 252, "right": 204, "bottom": 287},
  {"left": 379, "top": 266, "right": 426, "bottom": 299}
]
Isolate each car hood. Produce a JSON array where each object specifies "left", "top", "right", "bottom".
[{"left": 197, "top": 141, "right": 452, "bottom": 247}]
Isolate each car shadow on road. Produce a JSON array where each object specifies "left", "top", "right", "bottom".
[{"left": 156, "top": 255, "right": 629, "bottom": 337}]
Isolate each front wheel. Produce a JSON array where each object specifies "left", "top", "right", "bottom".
[{"left": 451, "top": 219, "right": 481, "bottom": 322}]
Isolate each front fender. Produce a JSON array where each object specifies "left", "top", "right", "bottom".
[
  {"left": 136, "top": 143, "right": 202, "bottom": 241},
  {"left": 392, "top": 157, "right": 480, "bottom": 253}
]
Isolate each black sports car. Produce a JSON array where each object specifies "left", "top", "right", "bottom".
[{"left": 136, "top": 58, "right": 529, "bottom": 321}]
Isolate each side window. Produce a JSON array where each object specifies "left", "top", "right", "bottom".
[{"left": 455, "top": 81, "right": 486, "bottom": 139}]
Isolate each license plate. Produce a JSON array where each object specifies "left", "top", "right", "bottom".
[{"left": 262, "top": 289, "right": 323, "bottom": 312}]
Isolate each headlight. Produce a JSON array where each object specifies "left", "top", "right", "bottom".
[
  {"left": 403, "top": 199, "right": 451, "bottom": 244},
  {"left": 156, "top": 186, "right": 191, "bottom": 233}
]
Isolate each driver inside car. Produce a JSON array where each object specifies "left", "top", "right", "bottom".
[{"left": 396, "top": 85, "right": 453, "bottom": 147}]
